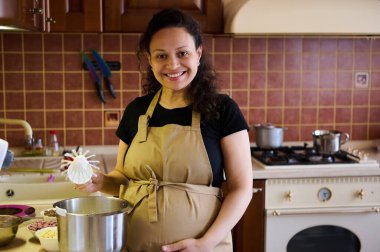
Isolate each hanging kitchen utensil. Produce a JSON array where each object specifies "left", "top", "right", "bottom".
[
  {"left": 91, "top": 49, "right": 116, "bottom": 98},
  {"left": 81, "top": 51, "right": 106, "bottom": 103}
]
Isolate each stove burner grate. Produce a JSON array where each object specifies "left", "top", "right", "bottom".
[{"left": 251, "top": 144, "right": 358, "bottom": 166}]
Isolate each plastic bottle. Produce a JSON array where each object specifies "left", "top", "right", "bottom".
[{"left": 48, "top": 130, "right": 60, "bottom": 156}]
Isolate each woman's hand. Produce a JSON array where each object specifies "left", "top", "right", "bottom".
[
  {"left": 75, "top": 172, "right": 105, "bottom": 193},
  {"left": 161, "top": 238, "right": 212, "bottom": 252}
]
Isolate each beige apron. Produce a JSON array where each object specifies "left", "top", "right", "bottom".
[{"left": 119, "top": 89, "right": 232, "bottom": 252}]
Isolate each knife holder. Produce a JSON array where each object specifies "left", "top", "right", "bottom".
[{"left": 83, "top": 61, "right": 121, "bottom": 71}]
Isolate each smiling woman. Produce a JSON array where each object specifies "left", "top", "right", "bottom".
[
  {"left": 76, "top": 8, "right": 253, "bottom": 252},
  {"left": 147, "top": 27, "right": 202, "bottom": 95}
]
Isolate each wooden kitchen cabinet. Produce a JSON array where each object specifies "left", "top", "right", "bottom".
[
  {"left": 45, "top": 0, "right": 102, "bottom": 32},
  {"left": 233, "top": 180, "right": 265, "bottom": 252},
  {"left": 0, "top": 0, "right": 45, "bottom": 31},
  {"left": 103, "top": 0, "right": 224, "bottom": 33}
]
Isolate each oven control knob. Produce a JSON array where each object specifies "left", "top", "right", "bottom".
[
  {"left": 285, "top": 190, "right": 293, "bottom": 201},
  {"left": 356, "top": 189, "right": 365, "bottom": 200}
]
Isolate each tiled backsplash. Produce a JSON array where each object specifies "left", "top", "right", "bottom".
[{"left": 0, "top": 33, "right": 379, "bottom": 147}]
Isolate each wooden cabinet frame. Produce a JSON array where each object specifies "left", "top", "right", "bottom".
[
  {"left": 233, "top": 180, "right": 265, "bottom": 252},
  {"left": 46, "top": 0, "right": 102, "bottom": 32},
  {"left": 104, "top": 0, "right": 223, "bottom": 33}
]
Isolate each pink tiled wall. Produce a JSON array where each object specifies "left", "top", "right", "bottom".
[{"left": 0, "top": 33, "right": 380, "bottom": 147}]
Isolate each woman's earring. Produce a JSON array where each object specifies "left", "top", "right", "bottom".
[{"left": 197, "top": 62, "right": 200, "bottom": 66}]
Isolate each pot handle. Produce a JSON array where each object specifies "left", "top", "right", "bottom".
[
  {"left": 340, "top": 132, "right": 350, "bottom": 145},
  {"left": 55, "top": 206, "right": 67, "bottom": 217},
  {"left": 17, "top": 216, "right": 43, "bottom": 224}
]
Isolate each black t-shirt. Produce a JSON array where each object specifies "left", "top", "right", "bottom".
[{"left": 116, "top": 92, "right": 249, "bottom": 187}]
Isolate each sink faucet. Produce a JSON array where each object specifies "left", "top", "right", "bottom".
[{"left": 0, "top": 118, "right": 33, "bottom": 149}]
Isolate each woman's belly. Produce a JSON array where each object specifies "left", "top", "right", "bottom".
[{"left": 126, "top": 187, "right": 221, "bottom": 251}]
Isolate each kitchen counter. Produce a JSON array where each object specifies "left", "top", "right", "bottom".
[
  {"left": 2, "top": 141, "right": 379, "bottom": 251},
  {"left": 1, "top": 202, "right": 56, "bottom": 252}
]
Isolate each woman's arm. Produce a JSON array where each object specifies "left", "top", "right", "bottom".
[
  {"left": 77, "top": 140, "right": 129, "bottom": 196},
  {"left": 201, "top": 129, "right": 253, "bottom": 247},
  {"left": 162, "top": 129, "right": 253, "bottom": 251}
]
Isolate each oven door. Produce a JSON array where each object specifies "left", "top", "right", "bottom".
[{"left": 265, "top": 207, "right": 380, "bottom": 252}]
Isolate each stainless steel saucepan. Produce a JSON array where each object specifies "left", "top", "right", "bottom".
[{"left": 312, "top": 130, "right": 350, "bottom": 154}]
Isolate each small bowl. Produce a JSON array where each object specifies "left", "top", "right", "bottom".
[
  {"left": 0, "top": 215, "right": 21, "bottom": 246},
  {"left": 36, "top": 226, "right": 59, "bottom": 252},
  {"left": 40, "top": 208, "right": 57, "bottom": 221},
  {"left": 27, "top": 219, "right": 57, "bottom": 238}
]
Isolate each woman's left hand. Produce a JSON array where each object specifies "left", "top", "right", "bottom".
[{"left": 161, "top": 238, "right": 212, "bottom": 252}]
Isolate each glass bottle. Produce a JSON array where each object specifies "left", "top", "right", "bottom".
[
  {"left": 48, "top": 130, "right": 60, "bottom": 157},
  {"left": 34, "top": 138, "right": 44, "bottom": 156}
]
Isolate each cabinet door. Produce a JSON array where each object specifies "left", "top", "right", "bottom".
[
  {"left": 233, "top": 180, "right": 265, "bottom": 252},
  {"left": 45, "top": 0, "right": 102, "bottom": 32},
  {"left": 0, "top": 0, "right": 45, "bottom": 31},
  {"left": 104, "top": 0, "right": 223, "bottom": 33}
]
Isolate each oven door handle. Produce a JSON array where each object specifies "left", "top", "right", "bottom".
[{"left": 267, "top": 207, "right": 380, "bottom": 216}]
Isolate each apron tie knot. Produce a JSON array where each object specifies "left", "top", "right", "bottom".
[
  {"left": 118, "top": 165, "right": 160, "bottom": 223},
  {"left": 147, "top": 177, "right": 159, "bottom": 192}
]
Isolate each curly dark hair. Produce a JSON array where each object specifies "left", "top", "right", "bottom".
[{"left": 137, "top": 8, "right": 220, "bottom": 121}]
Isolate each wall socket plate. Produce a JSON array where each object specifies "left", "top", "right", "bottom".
[
  {"left": 104, "top": 111, "right": 120, "bottom": 127},
  {"left": 355, "top": 72, "right": 369, "bottom": 88}
]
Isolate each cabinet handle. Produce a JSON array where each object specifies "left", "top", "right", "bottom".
[
  {"left": 46, "top": 17, "right": 57, "bottom": 24},
  {"left": 27, "top": 8, "right": 43, "bottom": 15},
  {"left": 253, "top": 188, "right": 262, "bottom": 194},
  {"left": 27, "top": 0, "right": 43, "bottom": 15}
]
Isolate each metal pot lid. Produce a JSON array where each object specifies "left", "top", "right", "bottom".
[
  {"left": 312, "top": 130, "right": 342, "bottom": 136},
  {"left": 254, "top": 123, "right": 275, "bottom": 129}
]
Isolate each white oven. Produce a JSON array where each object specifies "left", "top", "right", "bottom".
[{"left": 265, "top": 176, "right": 380, "bottom": 252}]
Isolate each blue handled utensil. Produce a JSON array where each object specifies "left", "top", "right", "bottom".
[
  {"left": 81, "top": 51, "right": 106, "bottom": 103},
  {"left": 91, "top": 49, "right": 116, "bottom": 98}
]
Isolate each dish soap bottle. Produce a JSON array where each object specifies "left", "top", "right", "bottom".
[{"left": 48, "top": 130, "right": 60, "bottom": 156}]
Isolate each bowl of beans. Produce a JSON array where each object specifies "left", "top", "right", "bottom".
[{"left": 27, "top": 219, "right": 57, "bottom": 238}]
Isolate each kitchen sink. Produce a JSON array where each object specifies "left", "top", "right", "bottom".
[
  {"left": 0, "top": 156, "right": 94, "bottom": 204},
  {"left": 0, "top": 152, "right": 114, "bottom": 204},
  {"left": 0, "top": 173, "right": 93, "bottom": 203}
]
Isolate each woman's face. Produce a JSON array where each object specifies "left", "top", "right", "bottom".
[{"left": 148, "top": 27, "right": 202, "bottom": 92}]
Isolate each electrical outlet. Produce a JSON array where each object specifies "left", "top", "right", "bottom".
[
  {"left": 104, "top": 111, "right": 120, "bottom": 127},
  {"left": 355, "top": 72, "right": 369, "bottom": 88}
]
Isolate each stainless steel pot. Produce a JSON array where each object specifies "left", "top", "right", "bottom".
[
  {"left": 53, "top": 196, "right": 129, "bottom": 252},
  {"left": 312, "top": 130, "right": 350, "bottom": 154},
  {"left": 254, "top": 124, "right": 285, "bottom": 148}
]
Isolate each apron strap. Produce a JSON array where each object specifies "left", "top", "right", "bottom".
[
  {"left": 119, "top": 165, "right": 221, "bottom": 223},
  {"left": 136, "top": 89, "right": 161, "bottom": 142},
  {"left": 190, "top": 110, "right": 201, "bottom": 131}
]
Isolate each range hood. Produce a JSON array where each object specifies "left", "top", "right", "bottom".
[{"left": 224, "top": 0, "right": 380, "bottom": 35}]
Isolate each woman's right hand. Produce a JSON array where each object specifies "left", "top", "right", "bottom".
[{"left": 75, "top": 172, "right": 105, "bottom": 193}]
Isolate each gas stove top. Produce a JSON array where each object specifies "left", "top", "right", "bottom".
[
  {"left": 250, "top": 143, "right": 380, "bottom": 171},
  {"left": 251, "top": 144, "right": 359, "bottom": 166}
]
